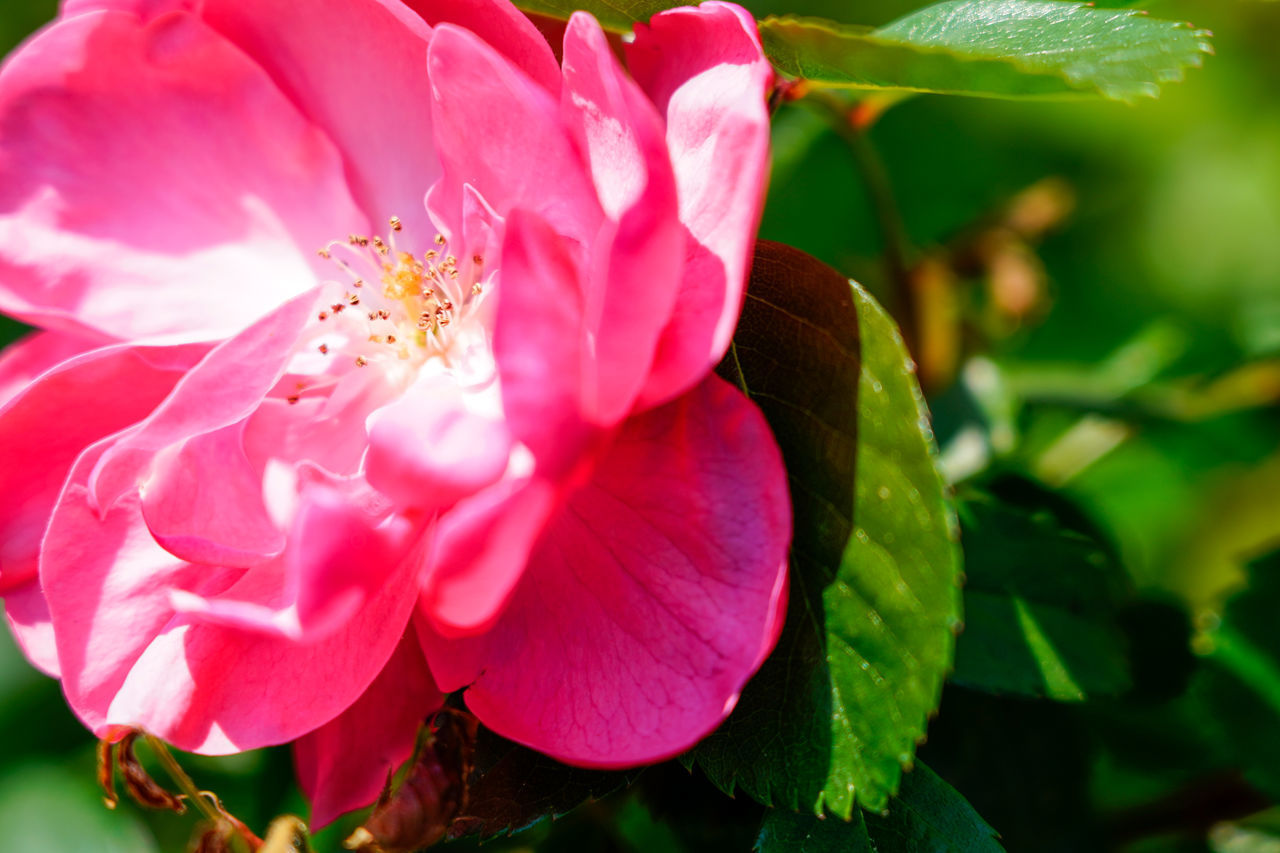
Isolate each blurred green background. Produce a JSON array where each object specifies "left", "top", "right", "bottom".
[{"left": 0, "top": 0, "right": 1277, "bottom": 850}]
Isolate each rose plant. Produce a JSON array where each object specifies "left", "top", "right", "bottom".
[{"left": 0, "top": 0, "right": 791, "bottom": 828}]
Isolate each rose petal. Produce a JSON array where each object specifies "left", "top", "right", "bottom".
[
  {"left": 141, "top": 421, "right": 285, "bottom": 568},
  {"left": 560, "top": 13, "right": 684, "bottom": 424},
  {"left": 405, "top": 0, "right": 560, "bottom": 93},
  {"left": 626, "top": 2, "right": 773, "bottom": 406},
  {"left": 87, "top": 287, "right": 319, "bottom": 513},
  {"left": 45, "top": 443, "right": 425, "bottom": 752},
  {"left": 0, "top": 341, "right": 196, "bottom": 593},
  {"left": 421, "top": 374, "right": 790, "bottom": 765},
  {"left": 0, "top": 10, "right": 364, "bottom": 340},
  {"left": 4, "top": 580, "right": 59, "bottom": 677},
  {"left": 425, "top": 24, "right": 598, "bottom": 248},
  {"left": 200, "top": 0, "right": 439, "bottom": 237},
  {"left": 0, "top": 330, "right": 96, "bottom": 407},
  {"left": 418, "top": 474, "right": 558, "bottom": 638},
  {"left": 366, "top": 375, "right": 513, "bottom": 512},
  {"left": 295, "top": 628, "right": 444, "bottom": 829},
  {"left": 492, "top": 208, "right": 590, "bottom": 473}
]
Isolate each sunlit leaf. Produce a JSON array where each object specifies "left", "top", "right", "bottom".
[
  {"left": 691, "top": 242, "right": 961, "bottom": 816},
  {"left": 763, "top": 1, "right": 1211, "bottom": 102}
]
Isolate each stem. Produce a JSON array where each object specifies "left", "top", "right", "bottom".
[
  {"left": 144, "top": 735, "right": 254, "bottom": 853},
  {"left": 805, "top": 91, "right": 917, "bottom": 355}
]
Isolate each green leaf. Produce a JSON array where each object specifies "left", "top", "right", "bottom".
[
  {"left": 756, "top": 809, "right": 874, "bottom": 853},
  {"left": 448, "top": 728, "right": 636, "bottom": 840},
  {"left": 863, "top": 764, "right": 1004, "bottom": 853},
  {"left": 1197, "top": 549, "right": 1280, "bottom": 801},
  {"left": 692, "top": 242, "right": 961, "bottom": 817},
  {"left": 506, "top": 0, "right": 1208, "bottom": 103},
  {"left": 761, "top": 1, "right": 1212, "bottom": 102},
  {"left": 507, "top": 0, "right": 676, "bottom": 33},
  {"left": 755, "top": 765, "right": 1002, "bottom": 853},
  {"left": 950, "top": 487, "right": 1131, "bottom": 701}
]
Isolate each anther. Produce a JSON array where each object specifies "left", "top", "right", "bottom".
[
  {"left": 331, "top": 303, "right": 345, "bottom": 314},
  {"left": 353, "top": 280, "right": 364, "bottom": 288},
  {"left": 386, "top": 335, "right": 397, "bottom": 344},
  {"left": 287, "top": 395, "right": 301, "bottom": 405},
  {"left": 355, "top": 356, "right": 369, "bottom": 367},
  {"left": 473, "top": 255, "right": 484, "bottom": 265},
  {"left": 389, "top": 216, "right": 403, "bottom": 232},
  {"left": 472, "top": 283, "right": 483, "bottom": 295},
  {"left": 318, "top": 343, "right": 329, "bottom": 354},
  {"left": 318, "top": 311, "right": 329, "bottom": 321},
  {"left": 317, "top": 249, "right": 331, "bottom": 259},
  {"left": 347, "top": 293, "right": 360, "bottom": 305},
  {"left": 434, "top": 234, "right": 446, "bottom": 246}
]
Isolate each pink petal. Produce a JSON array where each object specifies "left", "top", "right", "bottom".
[
  {"left": 141, "top": 422, "right": 285, "bottom": 568},
  {"left": 244, "top": 368, "right": 403, "bottom": 481},
  {"left": 0, "top": 10, "right": 365, "bottom": 340},
  {"left": 0, "top": 331, "right": 96, "bottom": 407},
  {"left": 44, "top": 444, "right": 425, "bottom": 752},
  {"left": 0, "top": 342, "right": 195, "bottom": 593},
  {"left": 60, "top": 0, "right": 194, "bottom": 18},
  {"left": 294, "top": 628, "right": 444, "bottom": 829},
  {"left": 492, "top": 208, "right": 589, "bottom": 472},
  {"left": 366, "top": 375, "right": 514, "bottom": 512},
  {"left": 626, "top": 2, "right": 773, "bottom": 407},
  {"left": 425, "top": 24, "right": 598, "bottom": 248},
  {"left": 169, "top": 486, "right": 408, "bottom": 641},
  {"left": 419, "top": 475, "right": 559, "bottom": 638},
  {"left": 405, "top": 0, "right": 560, "bottom": 94},
  {"left": 421, "top": 374, "right": 790, "bottom": 765},
  {"left": 87, "top": 287, "right": 319, "bottom": 513},
  {"left": 200, "top": 0, "right": 439, "bottom": 237},
  {"left": 5, "top": 580, "right": 59, "bottom": 677},
  {"left": 560, "top": 13, "right": 685, "bottom": 424}
]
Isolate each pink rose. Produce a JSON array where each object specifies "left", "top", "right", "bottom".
[{"left": 0, "top": 0, "right": 790, "bottom": 825}]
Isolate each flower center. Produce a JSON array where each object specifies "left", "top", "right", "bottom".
[{"left": 313, "top": 216, "right": 492, "bottom": 367}]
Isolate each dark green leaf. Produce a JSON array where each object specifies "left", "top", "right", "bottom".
[
  {"left": 693, "top": 241, "right": 961, "bottom": 816},
  {"left": 950, "top": 490, "right": 1131, "bottom": 700},
  {"left": 756, "top": 808, "right": 874, "bottom": 853},
  {"left": 863, "top": 764, "right": 1004, "bottom": 853},
  {"left": 1198, "top": 549, "right": 1280, "bottom": 801},
  {"left": 755, "top": 764, "right": 1002, "bottom": 853},
  {"left": 761, "top": 1, "right": 1211, "bottom": 102},
  {"left": 447, "top": 728, "right": 636, "bottom": 840}
]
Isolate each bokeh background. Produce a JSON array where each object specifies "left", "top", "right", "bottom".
[{"left": 0, "top": 0, "right": 1277, "bottom": 850}]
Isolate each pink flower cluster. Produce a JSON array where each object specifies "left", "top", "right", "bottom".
[{"left": 0, "top": 0, "right": 790, "bottom": 825}]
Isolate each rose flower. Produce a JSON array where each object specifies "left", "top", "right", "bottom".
[{"left": 0, "top": 0, "right": 790, "bottom": 825}]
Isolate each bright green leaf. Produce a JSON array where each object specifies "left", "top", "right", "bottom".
[
  {"left": 950, "top": 490, "right": 1131, "bottom": 701},
  {"left": 507, "top": 0, "right": 1209, "bottom": 102},
  {"left": 761, "top": 1, "right": 1212, "bottom": 102},
  {"left": 692, "top": 242, "right": 961, "bottom": 816}
]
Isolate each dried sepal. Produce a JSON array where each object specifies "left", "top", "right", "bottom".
[
  {"left": 97, "top": 737, "right": 119, "bottom": 810},
  {"left": 344, "top": 709, "right": 478, "bottom": 852},
  {"left": 116, "top": 730, "right": 186, "bottom": 813}
]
